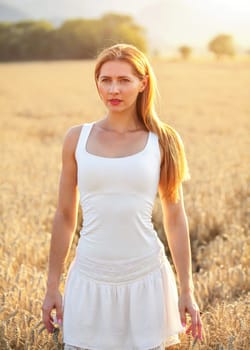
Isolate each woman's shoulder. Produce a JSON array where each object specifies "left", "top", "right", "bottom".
[
  {"left": 64, "top": 121, "right": 93, "bottom": 141},
  {"left": 63, "top": 124, "right": 82, "bottom": 145},
  {"left": 62, "top": 123, "right": 90, "bottom": 154},
  {"left": 60, "top": 126, "right": 79, "bottom": 157},
  {"left": 62, "top": 121, "right": 95, "bottom": 154}
]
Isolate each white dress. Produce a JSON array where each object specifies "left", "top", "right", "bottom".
[{"left": 63, "top": 122, "right": 184, "bottom": 349}]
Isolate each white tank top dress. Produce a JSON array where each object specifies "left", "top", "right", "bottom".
[{"left": 63, "top": 122, "right": 185, "bottom": 350}]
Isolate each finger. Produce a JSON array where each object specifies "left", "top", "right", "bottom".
[
  {"left": 178, "top": 303, "right": 186, "bottom": 327},
  {"left": 42, "top": 306, "right": 54, "bottom": 333},
  {"left": 55, "top": 300, "right": 63, "bottom": 327},
  {"left": 190, "top": 309, "right": 198, "bottom": 338}
]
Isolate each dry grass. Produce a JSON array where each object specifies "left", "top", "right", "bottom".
[{"left": 0, "top": 58, "right": 249, "bottom": 349}]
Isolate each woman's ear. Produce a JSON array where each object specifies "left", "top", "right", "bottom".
[{"left": 139, "top": 75, "right": 148, "bottom": 92}]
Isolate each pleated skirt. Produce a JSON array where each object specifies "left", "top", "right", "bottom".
[{"left": 63, "top": 245, "right": 184, "bottom": 349}]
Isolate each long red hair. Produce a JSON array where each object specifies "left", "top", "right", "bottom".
[{"left": 94, "top": 44, "right": 190, "bottom": 202}]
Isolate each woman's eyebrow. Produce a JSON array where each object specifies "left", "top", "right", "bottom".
[{"left": 99, "top": 75, "right": 131, "bottom": 79}]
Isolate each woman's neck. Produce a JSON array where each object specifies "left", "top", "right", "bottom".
[{"left": 100, "top": 114, "right": 145, "bottom": 133}]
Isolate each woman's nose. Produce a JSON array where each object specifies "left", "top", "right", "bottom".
[{"left": 108, "top": 81, "right": 119, "bottom": 93}]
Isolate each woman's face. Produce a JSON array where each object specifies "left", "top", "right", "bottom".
[{"left": 97, "top": 60, "right": 146, "bottom": 114}]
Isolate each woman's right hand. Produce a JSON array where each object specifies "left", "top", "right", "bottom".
[{"left": 42, "top": 289, "right": 63, "bottom": 333}]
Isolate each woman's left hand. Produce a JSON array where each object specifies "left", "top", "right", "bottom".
[{"left": 178, "top": 291, "right": 203, "bottom": 341}]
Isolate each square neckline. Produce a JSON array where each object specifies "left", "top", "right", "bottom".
[{"left": 84, "top": 121, "right": 152, "bottom": 160}]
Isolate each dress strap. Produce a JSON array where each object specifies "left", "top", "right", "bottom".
[
  {"left": 149, "top": 130, "right": 161, "bottom": 161},
  {"left": 75, "top": 122, "right": 94, "bottom": 160}
]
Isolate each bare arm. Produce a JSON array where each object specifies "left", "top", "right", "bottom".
[
  {"left": 158, "top": 184, "right": 193, "bottom": 293},
  {"left": 158, "top": 175, "right": 202, "bottom": 340},
  {"left": 42, "top": 126, "right": 81, "bottom": 332}
]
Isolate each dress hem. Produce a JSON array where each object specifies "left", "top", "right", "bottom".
[{"left": 63, "top": 329, "right": 183, "bottom": 350}]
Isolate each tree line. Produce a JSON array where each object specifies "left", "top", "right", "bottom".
[
  {"left": 178, "top": 34, "right": 236, "bottom": 60},
  {"left": 0, "top": 14, "right": 146, "bottom": 61}
]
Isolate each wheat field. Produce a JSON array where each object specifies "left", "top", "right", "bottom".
[{"left": 0, "top": 58, "right": 249, "bottom": 350}]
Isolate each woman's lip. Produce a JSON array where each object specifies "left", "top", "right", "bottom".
[{"left": 109, "top": 99, "right": 122, "bottom": 105}]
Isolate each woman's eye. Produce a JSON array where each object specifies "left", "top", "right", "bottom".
[{"left": 99, "top": 78, "right": 130, "bottom": 84}]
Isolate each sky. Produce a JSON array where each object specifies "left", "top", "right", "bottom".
[
  {"left": 192, "top": 0, "right": 250, "bottom": 46},
  {"left": 137, "top": 0, "right": 250, "bottom": 50}
]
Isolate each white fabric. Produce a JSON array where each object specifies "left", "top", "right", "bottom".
[
  {"left": 64, "top": 338, "right": 179, "bottom": 350},
  {"left": 64, "top": 336, "right": 179, "bottom": 350},
  {"left": 75, "top": 122, "right": 162, "bottom": 260},
  {"left": 64, "top": 342, "right": 175, "bottom": 350},
  {"left": 63, "top": 122, "right": 184, "bottom": 349}
]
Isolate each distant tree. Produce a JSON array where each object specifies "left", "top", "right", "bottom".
[
  {"left": 0, "top": 22, "right": 11, "bottom": 60},
  {"left": 0, "top": 13, "right": 147, "bottom": 61},
  {"left": 54, "top": 19, "right": 101, "bottom": 59},
  {"left": 178, "top": 45, "right": 192, "bottom": 60},
  {"left": 53, "top": 14, "right": 146, "bottom": 59},
  {"left": 0, "top": 20, "right": 53, "bottom": 61},
  {"left": 17, "top": 20, "right": 54, "bottom": 59},
  {"left": 98, "top": 13, "right": 147, "bottom": 53},
  {"left": 152, "top": 48, "right": 160, "bottom": 57},
  {"left": 208, "top": 34, "right": 235, "bottom": 59}
]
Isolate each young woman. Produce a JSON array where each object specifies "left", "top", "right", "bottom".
[{"left": 42, "top": 43, "right": 202, "bottom": 350}]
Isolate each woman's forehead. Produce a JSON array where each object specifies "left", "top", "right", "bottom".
[{"left": 99, "top": 60, "right": 136, "bottom": 77}]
